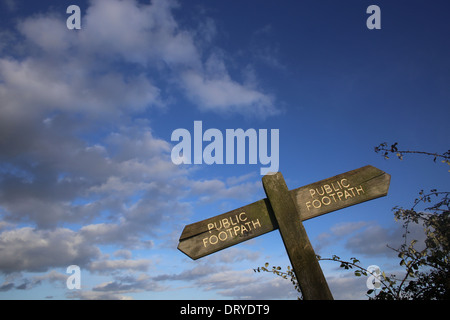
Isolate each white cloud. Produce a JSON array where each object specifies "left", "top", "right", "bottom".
[
  {"left": 315, "top": 221, "right": 371, "bottom": 254},
  {"left": 69, "top": 272, "right": 168, "bottom": 300},
  {"left": 0, "top": 227, "right": 100, "bottom": 273},
  {"left": 196, "top": 269, "right": 298, "bottom": 299},
  {"left": 89, "top": 259, "right": 152, "bottom": 273},
  {"left": 218, "top": 276, "right": 298, "bottom": 299},
  {"left": 0, "top": 54, "right": 162, "bottom": 123},
  {"left": 316, "top": 220, "right": 427, "bottom": 259},
  {"left": 80, "top": 0, "right": 200, "bottom": 67},
  {"left": 0, "top": 0, "right": 280, "bottom": 297},
  {"left": 32, "top": 270, "right": 68, "bottom": 286},
  {"left": 326, "top": 273, "right": 368, "bottom": 300},
  {"left": 188, "top": 177, "right": 260, "bottom": 203},
  {"left": 207, "top": 247, "right": 260, "bottom": 264},
  {"left": 0, "top": 269, "right": 68, "bottom": 292},
  {"left": 19, "top": 14, "right": 73, "bottom": 53},
  {"left": 2, "top": 0, "right": 278, "bottom": 119},
  {"left": 79, "top": 223, "right": 124, "bottom": 245},
  {"left": 180, "top": 70, "right": 277, "bottom": 116},
  {"left": 344, "top": 222, "right": 426, "bottom": 257},
  {"left": 68, "top": 290, "right": 134, "bottom": 300},
  {"left": 0, "top": 119, "right": 183, "bottom": 229},
  {"left": 331, "top": 221, "right": 369, "bottom": 237},
  {"left": 153, "top": 264, "right": 220, "bottom": 282},
  {"left": 114, "top": 249, "right": 132, "bottom": 259}
]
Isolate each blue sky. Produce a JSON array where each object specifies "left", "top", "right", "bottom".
[{"left": 0, "top": 0, "right": 449, "bottom": 300}]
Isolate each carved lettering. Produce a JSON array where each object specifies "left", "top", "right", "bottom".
[
  {"left": 305, "top": 178, "right": 365, "bottom": 211},
  {"left": 202, "top": 212, "right": 262, "bottom": 247}
]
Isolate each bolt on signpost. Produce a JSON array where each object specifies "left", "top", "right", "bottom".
[{"left": 178, "top": 165, "right": 391, "bottom": 300}]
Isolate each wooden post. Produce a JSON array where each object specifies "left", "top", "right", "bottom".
[
  {"left": 178, "top": 165, "right": 390, "bottom": 299},
  {"left": 262, "top": 172, "right": 333, "bottom": 300},
  {"left": 178, "top": 165, "right": 390, "bottom": 261}
]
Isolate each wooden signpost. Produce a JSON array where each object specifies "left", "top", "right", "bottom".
[{"left": 178, "top": 165, "right": 391, "bottom": 299}]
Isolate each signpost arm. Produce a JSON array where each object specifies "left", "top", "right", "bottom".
[{"left": 262, "top": 172, "right": 334, "bottom": 300}]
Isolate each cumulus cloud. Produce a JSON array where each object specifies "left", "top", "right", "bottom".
[
  {"left": 344, "top": 222, "right": 426, "bottom": 257},
  {"left": 180, "top": 70, "right": 277, "bottom": 116},
  {"left": 153, "top": 264, "right": 297, "bottom": 299},
  {"left": 217, "top": 276, "right": 298, "bottom": 300},
  {"left": 153, "top": 264, "right": 220, "bottom": 282},
  {"left": 89, "top": 259, "right": 152, "bottom": 273},
  {"left": 0, "top": 119, "right": 182, "bottom": 229},
  {"left": 0, "top": 0, "right": 277, "bottom": 231},
  {"left": 188, "top": 177, "right": 260, "bottom": 203},
  {"left": 316, "top": 220, "right": 427, "bottom": 258},
  {"left": 80, "top": 0, "right": 201, "bottom": 67},
  {"left": 206, "top": 247, "right": 260, "bottom": 264},
  {"left": 326, "top": 273, "right": 369, "bottom": 300},
  {"left": 0, "top": 270, "right": 68, "bottom": 292},
  {"left": 2, "top": 0, "right": 275, "bottom": 118},
  {"left": 196, "top": 269, "right": 298, "bottom": 299},
  {"left": 0, "top": 227, "right": 100, "bottom": 273},
  {"left": 0, "top": 0, "right": 279, "bottom": 299},
  {"left": 315, "top": 221, "right": 370, "bottom": 253},
  {"left": 67, "top": 273, "right": 167, "bottom": 300}
]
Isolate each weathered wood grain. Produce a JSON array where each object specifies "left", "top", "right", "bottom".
[
  {"left": 178, "top": 165, "right": 390, "bottom": 260},
  {"left": 292, "top": 165, "right": 391, "bottom": 221},
  {"left": 262, "top": 172, "right": 333, "bottom": 300},
  {"left": 178, "top": 198, "right": 277, "bottom": 260}
]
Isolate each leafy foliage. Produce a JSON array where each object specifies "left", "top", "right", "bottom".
[
  {"left": 256, "top": 143, "right": 450, "bottom": 299},
  {"left": 254, "top": 263, "right": 302, "bottom": 299},
  {"left": 374, "top": 142, "right": 450, "bottom": 172},
  {"left": 255, "top": 190, "right": 449, "bottom": 299},
  {"left": 385, "top": 189, "right": 450, "bottom": 299}
]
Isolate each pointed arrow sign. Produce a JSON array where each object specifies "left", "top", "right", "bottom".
[{"left": 178, "top": 165, "right": 390, "bottom": 260}]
